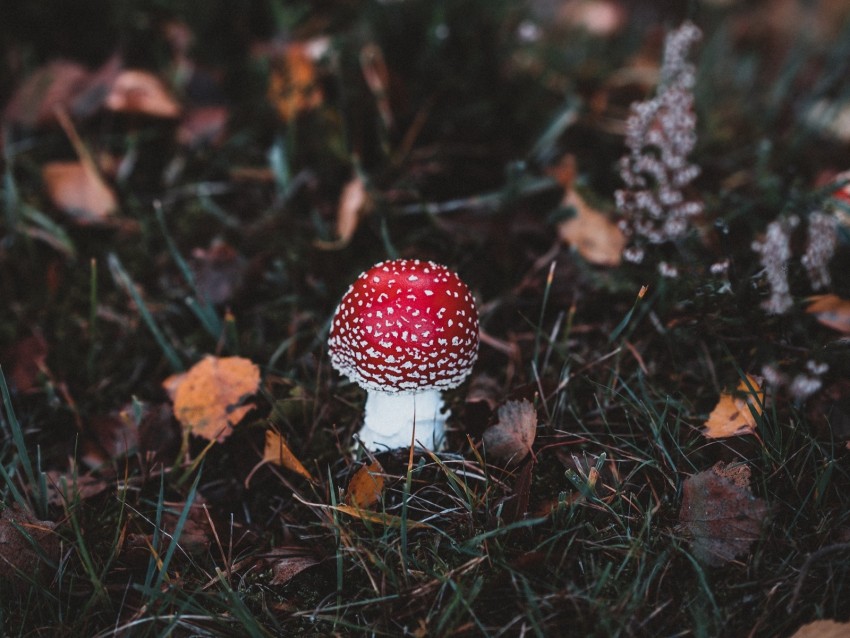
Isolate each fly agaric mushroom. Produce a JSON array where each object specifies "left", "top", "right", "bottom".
[{"left": 329, "top": 259, "right": 479, "bottom": 451}]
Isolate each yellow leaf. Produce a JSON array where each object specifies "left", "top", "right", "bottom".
[
  {"left": 557, "top": 189, "right": 626, "bottom": 266},
  {"left": 168, "top": 355, "right": 261, "bottom": 443},
  {"left": 263, "top": 430, "right": 313, "bottom": 481},
  {"left": 702, "top": 375, "right": 764, "bottom": 439},
  {"left": 332, "top": 504, "right": 428, "bottom": 530},
  {"left": 806, "top": 294, "right": 850, "bottom": 334},
  {"left": 344, "top": 460, "right": 384, "bottom": 509}
]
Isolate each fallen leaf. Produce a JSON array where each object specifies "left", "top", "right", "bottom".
[
  {"left": 360, "top": 43, "right": 393, "bottom": 129},
  {"left": 45, "top": 471, "right": 109, "bottom": 506},
  {"left": 557, "top": 188, "right": 626, "bottom": 266},
  {"left": 2, "top": 332, "right": 48, "bottom": 393},
  {"left": 178, "top": 105, "right": 229, "bottom": 147},
  {"left": 482, "top": 399, "right": 538, "bottom": 464},
  {"left": 332, "top": 504, "right": 428, "bottom": 529},
  {"left": 678, "top": 462, "right": 769, "bottom": 567},
  {"left": 168, "top": 355, "right": 261, "bottom": 443},
  {"left": 267, "top": 40, "right": 327, "bottom": 123},
  {"left": 262, "top": 430, "right": 313, "bottom": 481},
  {"left": 806, "top": 295, "right": 850, "bottom": 334},
  {"left": 262, "top": 546, "right": 320, "bottom": 586},
  {"left": 0, "top": 505, "right": 61, "bottom": 588},
  {"left": 81, "top": 408, "right": 139, "bottom": 467},
  {"left": 314, "top": 175, "right": 371, "bottom": 250},
  {"left": 702, "top": 375, "right": 764, "bottom": 439},
  {"left": 345, "top": 460, "right": 385, "bottom": 510},
  {"left": 557, "top": 0, "right": 627, "bottom": 36},
  {"left": 42, "top": 160, "right": 118, "bottom": 223},
  {"left": 790, "top": 619, "right": 850, "bottom": 638},
  {"left": 104, "top": 70, "right": 181, "bottom": 118},
  {"left": 190, "top": 240, "right": 247, "bottom": 305},
  {"left": 3, "top": 60, "right": 90, "bottom": 128}
]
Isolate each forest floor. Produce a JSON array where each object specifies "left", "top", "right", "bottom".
[{"left": 1, "top": 1, "right": 850, "bottom": 636}]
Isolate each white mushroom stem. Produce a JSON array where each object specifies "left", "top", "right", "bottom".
[{"left": 355, "top": 389, "right": 447, "bottom": 452}]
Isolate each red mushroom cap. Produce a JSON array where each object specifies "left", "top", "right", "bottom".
[{"left": 329, "top": 259, "right": 479, "bottom": 393}]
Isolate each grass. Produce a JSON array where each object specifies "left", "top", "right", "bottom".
[{"left": 2, "top": 0, "right": 850, "bottom": 636}]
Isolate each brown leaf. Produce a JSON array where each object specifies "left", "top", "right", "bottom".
[
  {"left": 0, "top": 505, "right": 60, "bottom": 588},
  {"left": 314, "top": 175, "right": 371, "bottom": 250},
  {"left": 42, "top": 160, "right": 118, "bottom": 223},
  {"left": 345, "top": 460, "right": 385, "bottom": 510},
  {"left": 2, "top": 333, "right": 48, "bottom": 393},
  {"left": 3, "top": 60, "right": 90, "bottom": 128},
  {"left": 482, "top": 399, "right": 538, "bottom": 465},
  {"left": 557, "top": 188, "right": 626, "bottom": 267},
  {"left": 178, "top": 105, "right": 229, "bottom": 147},
  {"left": 45, "top": 471, "right": 109, "bottom": 506},
  {"left": 168, "top": 355, "right": 261, "bottom": 443},
  {"left": 678, "top": 462, "right": 769, "bottom": 566},
  {"left": 104, "top": 70, "right": 181, "bottom": 118},
  {"left": 262, "top": 430, "right": 313, "bottom": 481},
  {"left": 702, "top": 375, "right": 764, "bottom": 439},
  {"left": 263, "top": 547, "right": 319, "bottom": 586},
  {"left": 806, "top": 295, "right": 850, "bottom": 334},
  {"left": 790, "top": 620, "right": 850, "bottom": 638},
  {"left": 81, "top": 408, "right": 139, "bottom": 467},
  {"left": 190, "top": 240, "right": 247, "bottom": 305}
]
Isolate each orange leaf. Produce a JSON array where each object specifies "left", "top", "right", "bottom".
[
  {"left": 105, "top": 70, "right": 181, "bottom": 118},
  {"left": 267, "top": 41, "right": 326, "bottom": 122},
  {"left": 702, "top": 375, "right": 764, "bottom": 439},
  {"left": 790, "top": 620, "right": 850, "bottom": 638},
  {"left": 344, "top": 460, "right": 385, "bottom": 509},
  {"left": 263, "top": 430, "right": 313, "bottom": 481},
  {"left": 42, "top": 160, "right": 118, "bottom": 223},
  {"left": 806, "top": 294, "right": 850, "bottom": 333},
  {"left": 168, "top": 355, "right": 260, "bottom": 443},
  {"left": 557, "top": 189, "right": 626, "bottom": 267}
]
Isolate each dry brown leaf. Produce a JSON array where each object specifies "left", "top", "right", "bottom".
[
  {"left": 806, "top": 295, "right": 850, "bottom": 334},
  {"left": 178, "top": 105, "right": 229, "bottom": 147},
  {"left": 265, "top": 547, "right": 319, "bottom": 586},
  {"left": 345, "top": 460, "right": 385, "bottom": 510},
  {"left": 678, "top": 461, "right": 769, "bottom": 566},
  {"left": 557, "top": 189, "right": 626, "bottom": 266},
  {"left": 42, "top": 160, "right": 118, "bottom": 223},
  {"left": 702, "top": 375, "right": 764, "bottom": 439},
  {"left": 45, "top": 471, "right": 109, "bottom": 506},
  {"left": 790, "top": 620, "right": 850, "bottom": 638},
  {"left": 314, "top": 175, "right": 371, "bottom": 250},
  {"left": 3, "top": 60, "right": 90, "bottom": 128},
  {"left": 168, "top": 355, "right": 261, "bottom": 443},
  {"left": 271, "top": 556, "right": 319, "bottom": 586},
  {"left": 2, "top": 332, "right": 48, "bottom": 394},
  {"left": 105, "top": 70, "right": 181, "bottom": 118},
  {"left": 482, "top": 399, "right": 538, "bottom": 464},
  {"left": 262, "top": 430, "right": 313, "bottom": 481},
  {"left": 267, "top": 41, "right": 326, "bottom": 122},
  {"left": 190, "top": 240, "right": 247, "bottom": 305}
]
